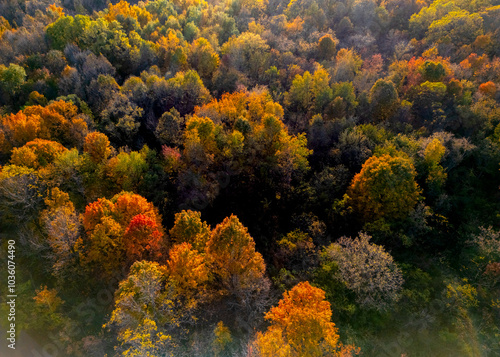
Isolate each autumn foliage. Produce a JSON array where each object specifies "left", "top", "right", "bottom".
[
  {"left": 206, "top": 214, "right": 266, "bottom": 293},
  {"left": 348, "top": 154, "right": 421, "bottom": 221},
  {"left": 253, "top": 281, "right": 359, "bottom": 357},
  {"left": 78, "top": 192, "right": 165, "bottom": 277}
]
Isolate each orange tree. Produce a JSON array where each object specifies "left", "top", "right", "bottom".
[
  {"left": 252, "top": 281, "right": 359, "bottom": 357},
  {"left": 76, "top": 191, "right": 165, "bottom": 279}
]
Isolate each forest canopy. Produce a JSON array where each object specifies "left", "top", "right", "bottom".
[{"left": 1, "top": 0, "right": 500, "bottom": 356}]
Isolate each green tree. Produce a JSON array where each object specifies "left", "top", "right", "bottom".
[
  {"left": 318, "top": 34, "right": 336, "bottom": 61},
  {"left": 369, "top": 79, "right": 399, "bottom": 122},
  {"left": 221, "top": 32, "right": 270, "bottom": 82},
  {"left": 427, "top": 10, "right": 483, "bottom": 47},
  {"left": 189, "top": 37, "right": 219, "bottom": 82}
]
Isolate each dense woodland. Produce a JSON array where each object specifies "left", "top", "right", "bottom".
[{"left": 0, "top": 0, "right": 500, "bottom": 355}]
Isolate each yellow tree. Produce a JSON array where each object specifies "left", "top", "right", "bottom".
[
  {"left": 348, "top": 154, "right": 421, "bottom": 221},
  {"left": 83, "top": 132, "right": 111, "bottom": 164},
  {"left": 206, "top": 215, "right": 266, "bottom": 294},
  {"left": 166, "top": 242, "right": 208, "bottom": 292},
  {"left": 40, "top": 188, "right": 81, "bottom": 276},
  {"left": 10, "top": 139, "right": 68, "bottom": 168},
  {"left": 169, "top": 210, "right": 211, "bottom": 251},
  {"left": 423, "top": 137, "right": 447, "bottom": 193},
  {"left": 166, "top": 242, "right": 209, "bottom": 311},
  {"left": 189, "top": 38, "right": 220, "bottom": 81},
  {"left": 253, "top": 281, "right": 358, "bottom": 357},
  {"left": 106, "top": 261, "right": 175, "bottom": 356}
]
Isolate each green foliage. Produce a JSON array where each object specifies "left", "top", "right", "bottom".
[
  {"left": 427, "top": 10, "right": 483, "bottom": 46},
  {"left": 212, "top": 321, "right": 233, "bottom": 357},
  {"left": 369, "top": 79, "right": 399, "bottom": 122},
  {"left": 221, "top": 32, "right": 270, "bottom": 81}
]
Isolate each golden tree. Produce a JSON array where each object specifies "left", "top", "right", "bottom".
[
  {"left": 348, "top": 154, "right": 421, "bottom": 221},
  {"left": 253, "top": 281, "right": 358, "bottom": 357},
  {"left": 206, "top": 214, "right": 266, "bottom": 294}
]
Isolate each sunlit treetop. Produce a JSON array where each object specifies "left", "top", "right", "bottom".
[{"left": 254, "top": 281, "right": 359, "bottom": 357}]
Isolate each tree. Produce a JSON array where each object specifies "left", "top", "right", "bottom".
[
  {"left": 478, "top": 81, "right": 496, "bottom": 98},
  {"left": 100, "top": 92, "right": 143, "bottom": 145},
  {"left": 166, "top": 242, "right": 209, "bottom": 294},
  {"left": 46, "top": 15, "right": 90, "bottom": 50},
  {"left": 104, "top": 0, "right": 152, "bottom": 28},
  {"left": 286, "top": 66, "right": 333, "bottom": 119},
  {"left": 77, "top": 192, "right": 164, "bottom": 279},
  {"left": 155, "top": 29, "right": 188, "bottom": 73},
  {"left": 212, "top": 321, "right": 233, "bottom": 357},
  {"left": 423, "top": 137, "right": 447, "bottom": 194},
  {"left": 123, "top": 214, "right": 164, "bottom": 265},
  {"left": 155, "top": 108, "right": 183, "bottom": 147},
  {"left": 409, "top": 0, "right": 460, "bottom": 39},
  {"left": 206, "top": 215, "right": 266, "bottom": 295},
  {"left": 169, "top": 210, "right": 211, "bottom": 251},
  {"left": 318, "top": 34, "right": 337, "bottom": 61},
  {"left": 1, "top": 100, "right": 87, "bottom": 150},
  {"left": 333, "top": 48, "right": 362, "bottom": 82},
  {"left": 252, "top": 281, "right": 358, "bottom": 357},
  {"left": 106, "top": 148, "right": 149, "bottom": 192},
  {"left": 221, "top": 32, "right": 270, "bottom": 82},
  {"left": 83, "top": 132, "right": 112, "bottom": 164},
  {"left": 189, "top": 37, "right": 220, "bottom": 82},
  {"left": 40, "top": 188, "right": 81, "bottom": 277},
  {"left": 0, "top": 63, "right": 26, "bottom": 95},
  {"left": 274, "top": 230, "right": 317, "bottom": 278},
  {"left": 118, "top": 318, "right": 173, "bottom": 357},
  {"left": 369, "top": 79, "right": 399, "bottom": 122},
  {"left": 0, "top": 165, "right": 43, "bottom": 223},
  {"left": 10, "top": 139, "right": 67, "bottom": 168},
  {"left": 324, "top": 232, "right": 404, "bottom": 310},
  {"left": 106, "top": 261, "right": 175, "bottom": 356},
  {"left": 165, "top": 70, "right": 210, "bottom": 116},
  {"left": 348, "top": 154, "right": 421, "bottom": 221},
  {"left": 0, "top": 111, "right": 41, "bottom": 153},
  {"left": 427, "top": 10, "right": 483, "bottom": 47}
]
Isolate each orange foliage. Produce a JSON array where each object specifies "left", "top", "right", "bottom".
[
  {"left": 286, "top": 17, "right": 304, "bottom": 35},
  {"left": 478, "top": 81, "right": 497, "bottom": 98},
  {"left": 167, "top": 242, "right": 208, "bottom": 291},
  {"left": 195, "top": 90, "right": 282, "bottom": 125},
  {"left": 254, "top": 281, "right": 359, "bottom": 356},
  {"left": 84, "top": 132, "right": 112, "bottom": 164},
  {"left": 47, "top": 4, "right": 64, "bottom": 18},
  {"left": 10, "top": 139, "right": 67, "bottom": 168},
  {"left": 0, "top": 112, "right": 41, "bottom": 151},
  {"left": 79, "top": 192, "right": 165, "bottom": 278},
  {"left": 33, "top": 286, "right": 63, "bottom": 310},
  {"left": 123, "top": 214, "right": 163, "bottom": 263},
  {"left": 206, "top": 214, "right": 265, "bottom": 291},
  {"left": 82, "top": 197, "right": 115, "bottom": 234},
  {"left": 105, "top": 0, "right": 152, "bottom": 27},
  {"left": 0, "top": 100, "right": 85, "bottom": 152},
  {"left": 112, "top": 192, "right": 161, "bottom": 227},
  {"left": 460, "top": 53, "right": 488, "bottom": 72},
  {"left": 404, "top": 54, "right": 453, "bottom": 89}
]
